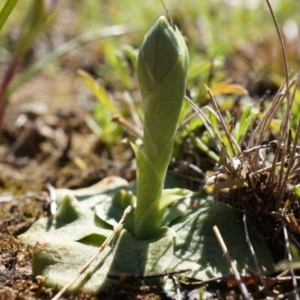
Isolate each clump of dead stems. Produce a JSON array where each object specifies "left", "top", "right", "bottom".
[
  {"left": 186, "top": 1, "right": 300, "bottom": 298},
  {"left": 202, "top": 0, "right": 300, "bottom": 266},
  {"left": 205, "top": 75, "right": 300, "bottom": 259}
]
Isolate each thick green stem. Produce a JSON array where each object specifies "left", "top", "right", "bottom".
[{"left": 134, "top": 16, "right": 189, "bottom": 240}]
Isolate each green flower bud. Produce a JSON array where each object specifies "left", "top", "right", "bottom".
[
  {"left": 134, "top": 16, "right": 189, "bottom": 240},
  {"left": 137, "top": 16, "right": 189, "bottom": 167}
]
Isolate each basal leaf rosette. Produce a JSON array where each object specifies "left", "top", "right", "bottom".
[{"left": 134, "top": 16, "right": 189, "bottom": 240}]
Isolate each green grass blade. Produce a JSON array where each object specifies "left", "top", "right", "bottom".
[
  {"left": 195, "top": 136, "right": 220, "bottom": 162},
  {"left": 0, "top": 0, "right": 18, "bottom": 32},
  {"left": 235, "top": 106, "right": 257, "bottom": 145},
  {"left": 78, "top": 69, "right": 118, "bottom": 115},
  {"left": 7, "top": 22, "right": 144, "bottom": 97}
]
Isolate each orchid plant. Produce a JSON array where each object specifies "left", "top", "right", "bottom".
[
  {"left": 134, "top": 16, "right": 189, "bottom": 240},
  {"left": 18, "top": 16, "right": 274, "bottom": 297}
]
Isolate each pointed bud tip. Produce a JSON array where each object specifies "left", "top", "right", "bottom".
[
  {"left": 157, "top": 15, "right": 169, "bottom": 27},
  {"left": 138, "top": 16, "right": 189, "bottom": 89}
]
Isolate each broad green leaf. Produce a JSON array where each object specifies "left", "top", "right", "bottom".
[
  {"left": 159, "top": 188, "right": 195, "bottom": 210},
  {"left": 19, "top": 175, "right": 275, "bottom": 295},
  {"left": 18, "top": 194, "right": 112, "bottom": 247},
  {"left": 30, "top": 227, "right": 173, "bottom": 294},
  {"left": 95, "top": 189, "right": 136, "bottom": 231},
  {"left": 55, "top": 176, "right": 128, "bottom": 205},
  {"left": 169, "top": 200, "right": 274, "bottom": 280},
  {"left": 32, "top": 236, "right": 114, "bottom": 294},
  {"left": 111, "top": 228, "right": 174, "bottom": 276},
  {"left": 163, "top": 194, "right": 213, "bottom": 227}
]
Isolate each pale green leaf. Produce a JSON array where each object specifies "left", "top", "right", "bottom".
[
  {"left": 163, "top": 194, "right": 213, "bottom": 226},
  {"left": 55, "top": 176, "right": 128, "bottom": 205},
  {"left": 95, "top": 189, "right": 136, "bottom": 231},
  {"left": 111, "top": 228, "right": 174, "bottom": 275},
  {"left": 159, "top": 188, "right": 195, "bottom": 210},
  {"left": 32, "top": 236, "right": 114, "bottom": 294},
  {"left": 169, "top": 200, "right": 274, "bottom": 280},
  {"left": 18, "top": 194, "right": 112, "bottom": 247}
]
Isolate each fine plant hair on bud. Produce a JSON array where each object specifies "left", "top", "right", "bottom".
[{"left": 134, "top": 16, "right": 189, "bottom": 240}]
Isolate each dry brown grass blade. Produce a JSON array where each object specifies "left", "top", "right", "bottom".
[
  {"left": 270, "top": 93, "right": 293, "bottom": 194},
  {"left": 265, "top": 0, "right": 289, "bottom": 97},
  {"left": 112, "top": 115, "right": 143, "bottom": 138},
  {"left": 248, "top": 86, "right": 285, "bottom": 150},
  {"left": 248, "top": 0, "right": 293, "bottom": 172},
  {"left": 205, "top": 84, "right": 240, "bottom": 157},
  {"left": 243, "top": 213, "right": 263, "bottom": 285},
  {"left": 264, "top": 0, "right": 292, "bottom": 194},
  {"left": 266, "top": 81, "right": 298, "bottom": 205}
]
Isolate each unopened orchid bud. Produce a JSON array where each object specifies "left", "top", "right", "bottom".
[
  {"left": 137, "top": 16, "right": 189, "bottom": 167},
  {"left": 134, "top": 16, "right": 189, "bottom": 240}
]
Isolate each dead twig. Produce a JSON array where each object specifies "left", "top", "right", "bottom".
[
  {"left": 112, "top": 115, "right": 143, "bottom": 138},
  {"left": 170, "top": 275, "right": 182, "bottom": 300},
  {"left": 213, "top": 225, "right": 251, "bottom": 300},
  {"left": 243, "top": 213, "right": 263, "bottom": 285}
]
